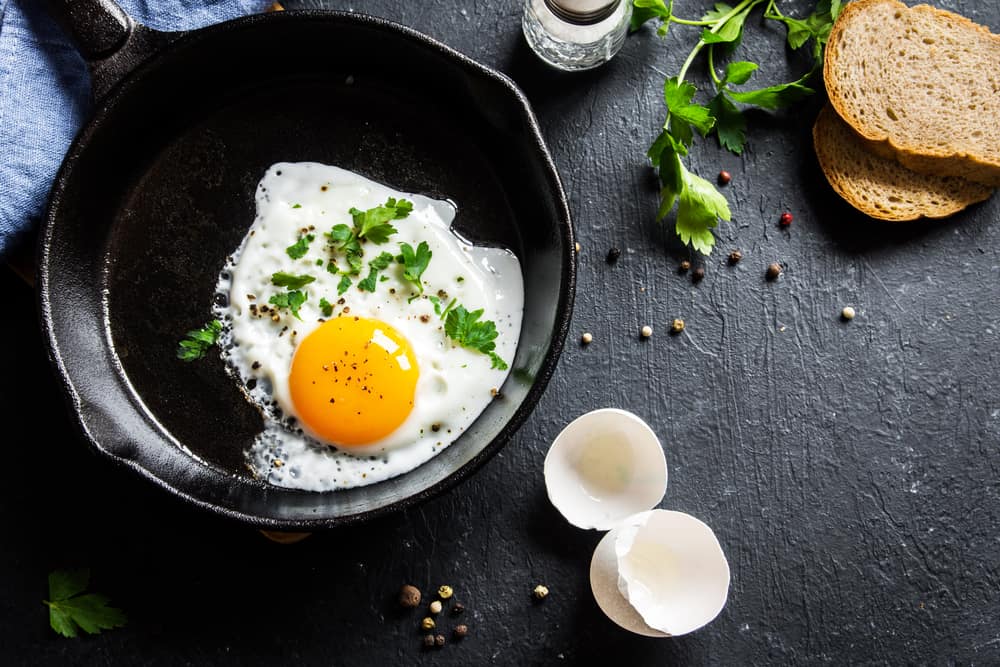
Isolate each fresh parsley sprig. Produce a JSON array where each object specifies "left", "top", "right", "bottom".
[
  {"left": 271, "top": 272, "right": 316, "bottom": 290},
  {"left": 44, "top": 569, "right": 126, "bottom": 638},
  {"left": 357, "top": 252, "right": 395, "bottom": 292},
  {"left": 398, "top": 241, "right": 432, "bottom": 296},
  {"left": 633, "top": 0, "right": 841, "bottom": 253},
  {"left": 326, "top": 197, "right": 414, "bottom": 277},
  {"left": 285, "top": 232, "right": 315, "bottom": 260},
  {"left": 269, "top": 290, "right": 308, "bottom": 320},
  {"left": 177, "top": 320, "right": 222, "bottom": 361},
  {"left": 444, "top": 305, "right": 508, "bottom": 371}
]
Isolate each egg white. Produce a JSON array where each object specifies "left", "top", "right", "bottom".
[{"left": 215, "top": 162, "right": 523, "bottom": 491}]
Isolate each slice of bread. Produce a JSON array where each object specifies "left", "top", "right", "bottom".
[
  {"left": 813, "top": 105, "right": 993, "bottom": 221},
  {"left": 824, "top": 0, "right": 1000, "bottom": 187}
]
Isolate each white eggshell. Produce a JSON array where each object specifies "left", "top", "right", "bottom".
[
  {"left": 589, "top": 527, "right": 670, "bottom": 637},
  {"left": 614, "top": 510, "right": 730, "bottom": 636},
  {"left": 544, "top": 409, "right": 667, "bottom": 530}
]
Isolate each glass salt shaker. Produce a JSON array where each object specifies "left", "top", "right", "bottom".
[{"left": 523, "top": 0, "right": 632, "bottom": 71}]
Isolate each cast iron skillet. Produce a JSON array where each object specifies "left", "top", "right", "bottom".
[{"left": 38, "top": 0, "right": 574, "bottom": 529}]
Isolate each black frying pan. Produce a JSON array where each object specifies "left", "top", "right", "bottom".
[{"left": 38, "top": 0, "right": 574, "bottom": 529}]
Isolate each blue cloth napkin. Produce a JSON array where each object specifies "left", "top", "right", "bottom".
[{"left": 0, "top": 0, "right": 270, "bottom": 258}]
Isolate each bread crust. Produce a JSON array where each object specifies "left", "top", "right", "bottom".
[
  {"left": 813, "top": 105, "right": 993, "bottom": 221},
  {"left": 824, "top": 0, "right": 1000, "bottom": 187}
]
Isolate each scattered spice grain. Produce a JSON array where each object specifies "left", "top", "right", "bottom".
[
  {"left": 581, "top": 332, "right": 593, "bottom": 345},
  {"left": 533, "top": 584, "right": 549, "bottom": 600},
  {"left": 692, "top": 267, "right": 705, "bottom": 282},
  {"left": 454, "top": 624, "right": 469, "bottom": 639},
  {"left": 671, "top": 319, "right": 685, "bottom": 334},
  {"left": 841, "top": 306, "right": 856, "bottom": 321},
  {"left": 437, "top": 585, "right": 454, "bottom": 600},
  {"left": 640, "top": 325, "right": 653, "bottom": 338},
  {"left": 399, "top": 585, "right": 421, "bottom": 608},
  {"left": 606, "top": 247, "right": 621, "bottom": 264},
  {"left": 766, "top": 263, "right": 782, "bottom": 281},
  {"left": 728, "top": 250, "right": 742, "bottom": 265},
  {"left": 718, "top": 170, "right": 731, "bottom": 185}
]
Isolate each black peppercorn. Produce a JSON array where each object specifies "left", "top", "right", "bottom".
[
  {"left": 718, "top": 170, "right": 732, "bottom": 185},
  {"left": 679, "top": 260, "right": 691, "bottom": 273},
  {"left": 451, "top": 602, "right": 465, "bottom": 615},
  {"left": 454, "top": 624, "right": 469, "bottom": 639},
  {"left": 434, "top": 634, "right": 446, "bottom": 647},
  {"left": 606, "top": 247, "right": 621, "bottom": 264},
  {"left": 728, "top": 250, "right": 742, "bottom": 265},
  {"left": 766, "top": 263, "right": 782, "bottom": 281},
  {"left": 692, "top": 267, "right": 705, "bottom": 282},
  {"left": 423, "top": 634, "right": 435, "bottom": 648}
]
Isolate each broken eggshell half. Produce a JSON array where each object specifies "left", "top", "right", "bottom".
[
  {"left": 613, "top": 509, "right": 730, "bottom": 636},
  {"left": 543, "top": 409, "right": 668, "bottom": 530}
]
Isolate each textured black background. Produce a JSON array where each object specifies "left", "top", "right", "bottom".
[{"left": 3, "top": 0, "right": 999, "bottom": 664}]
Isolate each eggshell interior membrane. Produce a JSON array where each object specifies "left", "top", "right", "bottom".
[
  {"left": 589, "top": 527, "right": 670, "bottom": 637},
  {"left": 544, "top": 409, "right": 667, "bottom": 530},
  {"left": 614, "top": 510, "right": 730, "bottom": 636}
]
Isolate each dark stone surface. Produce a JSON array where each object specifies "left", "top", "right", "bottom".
[{"left": 2, "top": 0, "right": 998, "bottom": 664}]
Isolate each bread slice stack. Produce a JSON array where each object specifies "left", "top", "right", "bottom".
[{"left": 814, "top": 0, "right": 998, "bottom": 220}]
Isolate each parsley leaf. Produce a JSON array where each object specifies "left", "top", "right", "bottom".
[
  {"left": 348, "top": 197, "right": 413, "bottom": 245},
  {"left": 176, "top": 320, "right": 222, "bottom": 361},
  {"left": 444, "top": 305, "right": 507, "bottom": 369},
  {"left": 319, "top": 297, "right": 333, "bottom": 317},
  {"left": 720, "top": 60, "right": 758, "bottom": 87},
  {"left": 337, "top": 275, "right": 352, "bottom": 295},
  {"left": 675, "top": 163, "right": 732, "bottom": 254},
  {"left": 398, "top": 241, "right": 432, "bottom": 295},
  {"left": 725, "top": 70, "right": 816, "bottom": 110},
  {"left": 631, "top": 0, "right": 672, "bottom": 35},
  {"left": 700, "top": 3, "right": 753, "bottom": 48},
  {"left": 44, "top": 569, "right": 126, "bottom": 638},
  {"left": 357, "top": 252, "right": 395, "bottom": 292},
  {"left": 269, "top": 290, "right": 307, "bottom": 320},
  {"left": 709, "top": 92, "right": 748, "bottom": 154},
  {"left": 664, "top": 78, "right": 715, "bottom": 136},
  {"left": 271, "top": 272, "right": 316, "bottom": 290},
  {"left": 285, "top": 233, "right": 315, "bottom": 260}
]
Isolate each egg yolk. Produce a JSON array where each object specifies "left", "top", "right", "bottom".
[{"left": 289, "top": 317, "right": 418, "bottom": 447}]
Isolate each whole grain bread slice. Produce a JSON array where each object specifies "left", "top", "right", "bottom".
[
  {"left": 824, "top": 0, "right": 1000, "bottom": 187},
  {"left": 813, "top": 105, "right": 993, "bottom": 221}
]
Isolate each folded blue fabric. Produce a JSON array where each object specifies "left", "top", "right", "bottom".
[{"left": 0, "top": 0, "right": 270, "bottom": 259}]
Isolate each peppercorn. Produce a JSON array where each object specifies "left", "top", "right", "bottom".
[
  {"left": 766, "top": 263, "right": 782, "bottom": 281},
  {"left": 692, "top": 267, "right": 705, "bottom": 283},
  {"left": 728, "top": 249, "right": 742, "bottom": 265},
  {"left": 581, "top": 332, "right": 593, "bottom": 345},
  {"left": 454, "top": 624, "right": 469, "bottom": 639},
  {"left": 574, "top": 242, "right": 581, "bottom": 253},
  {"left": 533, "top": 584, "right": 549, "bottom": 600},
  {"left": 841, "top": 306, "right": 856, "bottom": 321},
  {"left": 421, "top": 617, "right": 436, "bottom": 631},
  {"left": 451, "top": 602, "right": 465, "bottom": 615},
  {"left": 779, "top": 212, "right": 793, "bottom": 226},
  {"left": 434, "top": 634, "right": 446, "bottom": 647},
  {"left": 718, "top": 170, "right": 732, "bottom": 185},
  {"left": 399, "top": 585, "right": 421, "bottom": 608},
  {"left": 429, "top": 600, "right": 443, "bottom": 615},
  {"left": 640, "top": 325, "right": 653, "bottom": 338},
  {"left": 606, "top": 247, "right": 621, "bottom": 264},
  {"left": 422, "top": 634, "right": 436, "bottom": 648},
  {"left": 671, "top": 318, "right": 685, "bottom": 334},
  {"left": 437, "top": 585, "right": 454, "bottom": 600},
  {"left": 679, "top": 260, "right": 691, "bottom": 273}
]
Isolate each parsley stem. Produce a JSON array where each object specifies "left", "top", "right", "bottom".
[
  {"left": 707, "top": 45, "right": 722, "bottom": 86},
  {"left": 668, "top": 16, "right": 714, "bottom": 26},
  {"left": 676, "top": 0, "right": 759, "bottom": 84}
]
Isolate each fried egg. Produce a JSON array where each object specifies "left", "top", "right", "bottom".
[{"left": 215, "top": 162, "right": 523, "bottom": 491}]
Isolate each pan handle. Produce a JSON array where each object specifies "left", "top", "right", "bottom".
[{"left": 44, "top": 0, "right": 180, "bottom": 100}]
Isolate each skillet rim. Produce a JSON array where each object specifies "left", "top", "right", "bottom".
[{"left": 36, "top": 9, "right": 575, "bottom": 530}]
